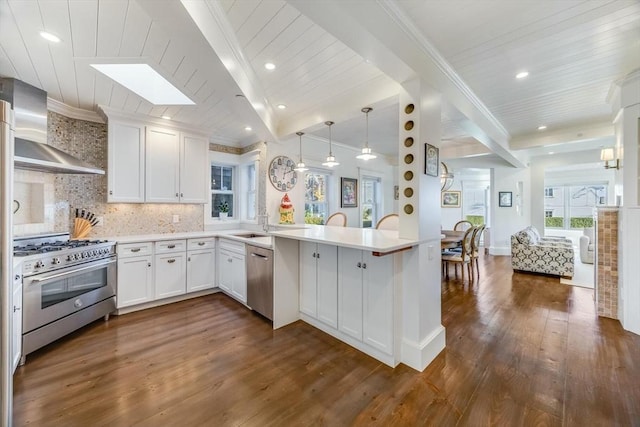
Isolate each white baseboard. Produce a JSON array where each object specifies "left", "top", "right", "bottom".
[
  {"left": 116, "top": 288, "right": 219, "bottom": 315},
  {"left": 401, "top": 325, "right": 446, "bottom": 372}
]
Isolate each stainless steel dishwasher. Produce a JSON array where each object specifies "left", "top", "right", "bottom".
[{"left": 246, "top": 244, "right": 273, "bottom": 320}]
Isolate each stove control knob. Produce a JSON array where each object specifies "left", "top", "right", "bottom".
[
  {"left": 67, "top": 254, "right": 74, "bottom": 261},
  {"left": 74, "top": 253, "right": 81, "bottom": 260},
  {"left": 34, "top": 261, "right": 45, "bottom": 269},
  {"left": 51, "top": 257, "right": 61, "bottom": 265}
]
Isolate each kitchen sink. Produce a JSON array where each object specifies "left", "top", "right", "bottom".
[{"left": 231, "top": 233, "right": 269, "bottom": 239}]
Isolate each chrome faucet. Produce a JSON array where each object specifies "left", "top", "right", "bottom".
[{"left": 259, "top": 211, "right": 270, "bottom": 233}]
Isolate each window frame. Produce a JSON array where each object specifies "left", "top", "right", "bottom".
[{"left": 304, "top": 168, "right": 331, "bottom": 224}]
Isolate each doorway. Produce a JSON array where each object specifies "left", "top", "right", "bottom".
[{"left": 361, "top": 176, "right": 381, "bottom": 228}]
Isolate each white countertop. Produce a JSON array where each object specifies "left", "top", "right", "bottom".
[
  {"left": 108, "top": 229, "right": 273, "bottom": 249},
  {"left": 270, "top": 225, "right": 420, "bottom": 253}
]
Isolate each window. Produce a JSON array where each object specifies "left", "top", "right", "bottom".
[
  {"left": 544, "top": 184, "right": 606, "bottom": 229},
  {"left": 246, "top": 163, "right": 256, "bottom": 220},
  {"left": 361, "top": 176, "right": 381, "bottom": 228},
  {"left": 211, "top": 164, "right": 234, "bottom": 218},
  {"left": 305, "top": 171, "right": 329, "bottom": 224}
]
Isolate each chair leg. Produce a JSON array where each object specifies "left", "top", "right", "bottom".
[{"left": 461, "top": 263, "right": 465, "bottom": 283}]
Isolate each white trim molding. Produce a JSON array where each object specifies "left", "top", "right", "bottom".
[{"left": 47, "top": 98, "right": 104, "bottom": 123}]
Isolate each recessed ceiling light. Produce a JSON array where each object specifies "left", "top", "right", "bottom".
[
  {"left": 548, "top": 152, "right": 555, "bottom": 155},
  {"left": 538, "top": 125, "right": 547, "bottom": 130},
  {"left": 244, "top": 126, "right": 252, "bottom": 131},
  {"left": 516, "top": 71, "right": 529, "bottom": 79},
  {"left": 162, "top": 115, "right": 171, "bottom": 120},
  {"left": 90, "top": 63, "right": 195, "bottom": 105},
  {"left": 264, "top": 62, "right": 276, "bottom": 70},
  {"left": 277, "top": 104, "right": 287, "bottom": 110},
  {"left": 40, "top": 31, "right": 60, "bottom": 43}
]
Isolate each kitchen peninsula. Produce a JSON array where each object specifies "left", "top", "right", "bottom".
[{"left": 269, "top": 225, "right": 428, "bottom": 368}]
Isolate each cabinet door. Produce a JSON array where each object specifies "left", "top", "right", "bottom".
[
  {"left": 154, "top": 253, "right": 186, "bottom": 299},
  {"left": 187, "top": 249, "right": 216, "bottom": 292},
  {"left": 117, "top": 255, "right": 153, "bottom": 308},
  {"left": 180, "top": 134, "right": 208, "bottom": 203},
  {"left": 108, "top": 121, "right": 145, "bottom": 202},
  {"left": 338, "top": 247, "right": 363, "bottom": 340},
  {"left": 145, "top": 126, "right": 180, "bottom": 203},
  {"left": 12, "top": 281, "right": 22, "bottom": 373},
  {"left": 363, "top": 252, "right": 394, "bottom": 355},
  {"left": 218, "top": 249, "right": 233, "bottom": 293},
  {"left": 316, "top": 244, "right": 338, "bottom": 328},
  {"left": 299, "top": 242, "right": 318, "bottom": 317},
  {"left": 231, "top": 253, "right": 247, "bottom": 303}
]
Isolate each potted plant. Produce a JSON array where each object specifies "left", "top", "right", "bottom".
[{"left": 218, "top": 200, "right": 229, "bottom": 219}]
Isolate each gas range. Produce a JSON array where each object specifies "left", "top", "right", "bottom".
[{"left": 13, "top": 233, "right": 116, "bottom": 277}]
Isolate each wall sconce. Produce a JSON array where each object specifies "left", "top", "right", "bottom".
[{"left": 600, "top": 148, "right": 620, "bottom": 170}]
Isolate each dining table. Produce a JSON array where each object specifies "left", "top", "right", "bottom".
[{"left": 441, "top": 230, "right": 466, "bottom": 250}]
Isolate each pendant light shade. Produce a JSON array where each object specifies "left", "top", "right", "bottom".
[
  {"left": 356, "top": 107, "right": 377, "bottom": 160},
  {"left": 440, "top": 162, "right": 454, "bottom": 191},
  {"left": 322, "top": 121, "right": 340, "bottom": 167},
  {"left": 294, "top": 131, "right": 308, "bottom": 172}
]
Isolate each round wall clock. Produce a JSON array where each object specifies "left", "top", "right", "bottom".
[{"left": 269, "top": 155, "right": 297, "bottom": 191}]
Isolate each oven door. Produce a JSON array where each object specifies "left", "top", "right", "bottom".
[{"left": 23, "top": 257, "right": 116, "bottom": 333}]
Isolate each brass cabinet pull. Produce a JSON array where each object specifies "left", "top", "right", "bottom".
[{"left": 167, "top": 259, "right": 176, "bottom": 263}]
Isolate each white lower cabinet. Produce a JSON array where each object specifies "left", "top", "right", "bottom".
[
  {"left": 338, "top": 247, "right": 394, "bottom": 356},
  {"left": 154, "top": 252, "right": 186, "bottom": 299},
  {"left": 218, "top": 239, "right": 246, "bottom": 303},
  {"left": 117, "top": 238, "right": 216, "bottom": 311},
  {"left": 187, "top": 246, "right": 216, "bottom": 292},
  {"left": 117, "top": 242, "right": 154, "bottom": 308},
  {"left": 12, "top": 270, "right": 22, "bottom": 373},
  {"left": 300, "top": 242, "right": 338, "bottom": 327},
  {"left": 117, "top": 254, "right": 153, "bottom": 308}
]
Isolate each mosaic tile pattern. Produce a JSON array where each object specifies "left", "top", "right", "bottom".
[
  {"left": 14, "top": 112, "right": 204, "bottom": 238},
  {"left": 596, "top": 208, "right": 619, "bottom": 319},
  {"left": 209, "top": 143, "right": 242, "bottom": 155}
]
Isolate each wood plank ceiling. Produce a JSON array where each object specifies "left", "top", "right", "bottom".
[{"left": 0, "top": 0, "right": 638, "bottom": 159}]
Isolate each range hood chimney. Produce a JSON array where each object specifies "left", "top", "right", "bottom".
[{"left": 0, "top": 78, "right": 104, "bottom": 174}]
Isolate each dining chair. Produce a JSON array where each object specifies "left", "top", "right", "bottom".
[
  {"left": 442, "top": 226, "right": 475, "bottom": 283},
  {"left": 470, "top": 225, "right": 485, "bottom": 277},
  {"left": 375, "top": 214, "right": 399, "bottom": 230},
  {"left": 325, "top": 212, "right": 347, "bottom": 227},
  {"left": 454, "top": 220, "right": 473, "bottom": 231}
]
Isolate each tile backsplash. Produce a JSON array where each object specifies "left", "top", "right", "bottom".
[
  {"left": 14, "top": 111, "right": 204, "bottom": 237},
  {"left": 596, "top": 207, "right": 619, "bottom": 319}
]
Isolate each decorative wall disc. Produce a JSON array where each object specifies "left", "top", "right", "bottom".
[
  {"left": 404, "top": 204, "right": 414, "bottom": 214},
  {"left": 404, "top": 121, "right": 414, "bottom": 131},
  {"left": 404, "top": 104, "right": 415, "bottom": 114},
  {"left": 404, "top": 171, "right": 413, "bottom": 181},
  {"left": 404, "top": 154, "right": 414, "bottom": 164},
  {"left": 404, "top": 137, "right": 414, "bottom": 147},
  {"left": 404, "top": 188, "right": 413, "bottom": 197}
]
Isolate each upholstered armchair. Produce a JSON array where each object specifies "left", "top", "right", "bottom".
[
  {"left": 510, "top": 226, "right": 574, "bottom": 278},
  {"left": 579, "top": 228, "right": 595, "bottom": 264}
]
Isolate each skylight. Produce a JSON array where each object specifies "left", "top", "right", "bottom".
[{"left": 90, "top": 63, "right": 195, "bottom": 105}]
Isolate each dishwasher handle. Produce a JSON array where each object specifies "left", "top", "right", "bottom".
[{"left": 250, "top": 252, "right": 269, "bottom": 261}]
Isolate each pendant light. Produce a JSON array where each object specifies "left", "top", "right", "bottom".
[
  {"left": 356, "top": 107, "right": 377, "bottom": 160},
  {"left": 440, "top": 162, "right": 454, "bottom": 191},
  {"left": 322, "top": 121, "right": 339, "bottom": 167},
  {"left": 294, "top": 131, "right": 308, "bottom": 172}
]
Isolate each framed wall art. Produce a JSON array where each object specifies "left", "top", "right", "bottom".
[
  {"left": 499, "top": 191, "right": 513, "bottom": 207},
  {"left": 441, "top": 190, "right": 461, "bottom": 208},
  {"left": 341, "top": 177, "right": 358, "bottom": 208},
  {"left": 425, "top": 143, "right": 439, "bottom": 177}
]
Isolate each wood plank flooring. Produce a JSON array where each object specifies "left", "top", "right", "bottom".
[{"left": 13, "top": 254, "right": 640, "bottom": 426}]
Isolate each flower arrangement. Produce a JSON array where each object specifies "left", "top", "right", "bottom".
[{"left": 218, "top": 200, "right": 229, "bottom": 213}]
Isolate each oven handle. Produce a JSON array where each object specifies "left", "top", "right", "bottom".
[{"left": 29, "top": 258, "right": 116, "bottom": 284}]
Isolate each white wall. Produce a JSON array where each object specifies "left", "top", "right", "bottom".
[
  {"left": 266, "top": 138, "right": 396, "bottom": 228},
  {"left": 490, "top": 167, "right": 532, "bottom": 255}
]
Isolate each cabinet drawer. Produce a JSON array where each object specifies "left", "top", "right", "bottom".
[
  {"left": 118, "top": 242, "right": 153, "bottom": 258},
  {"left": 218, "top": 238, "right": 245, "bottom": 255},
  {"left": 155, "top": 240, "right": 186, "bottom": 254},
  {"left": 187, "top": 238, "right": 216, "bottom": 251}
]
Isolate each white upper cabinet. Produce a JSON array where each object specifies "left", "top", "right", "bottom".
[
  {"left": 107, "top": 121, "right": 145, "bottom": 203},
  {"left": 145, "top": 126, "right": 181, "bottom": 203},
  {"left": 179, "top": 133, "right": 208, "bottom": 203},
  {"left": 105, "top": 112, "right": 208, "bottom": 204}
]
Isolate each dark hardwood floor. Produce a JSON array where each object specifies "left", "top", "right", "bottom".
[{"left": 13, "top": 254, "right": 640, "bottom": 426}]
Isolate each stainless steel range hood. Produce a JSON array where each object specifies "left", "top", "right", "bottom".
[{"left": 0, "top": 78, "right": 104, "bottom": 175}]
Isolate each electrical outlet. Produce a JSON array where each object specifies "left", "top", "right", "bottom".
[
  {"left": 172, "top": 214, "right": 180, "bottom": 223},
  {"left": 95, "top": 216, "right": 104, "bottom": 227}
]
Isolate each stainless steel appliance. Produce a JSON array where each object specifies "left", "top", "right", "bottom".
[
  {"left": 14, "top": 233, "right": 116, "bottom": 363},
  {"left": 246, "top": 244, "right": 273, "bottom": 321}
]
